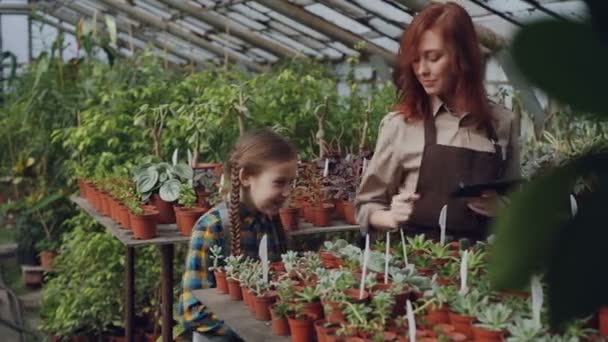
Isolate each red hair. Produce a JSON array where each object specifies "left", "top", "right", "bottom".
[{"left": 392, "top": 2, "right": 490, "bottom": 127}]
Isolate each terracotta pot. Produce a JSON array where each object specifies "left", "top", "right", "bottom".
[
  {"left": 151, "top": 194, "right": 176, "bottom": 224},
  {"left": 116, "top": 204, "right": 131, "bottom": 229},
  {"left": 302, "top": 202, "right": 313, "bottom": 223},
  {"left": 227, "top": 278, "right": 243, "bottom": 301},
  {"left": 144, "top": 332, "right": 160, "bottom": 342},
  {"left": 447, "top": 332, "right": 467, "bottom": 342},
  {"left": 344, "top": 289, "right": 370, "bottom": 303},
  {"left": 343, "top": 200, "right": 357, "bottom": 225},
  {"left": 325, "top": 328, "right": 345, "bottom": 342},
  {"left": 312, "top": 204, "right": 334, "bottom": 227},
  {"left": 433, "top": 323, "right": 455, "bottom": 334},
  {"left": 322, "top": 300, "right": 346, "bottom": 324},
  {"left": 600, "top": 307, "right": 608, "bottom": 338},
  {"left": 448, "top": 312, "right": 475, "bottom": 339},
  {"left": 334, "top": 200, "right": 345, "bottom": 220},
  {"left": 213, "top": 269, "right": 228, "bottom": 294},
  {"left": 40, "top": 251, "right": 57, "bottom": 271},
  {"left": 288, "top": 314, "right": 317, "bottom": 342},
  {"left": 426, "top": 306, "right": 450, "bottom": 326},
  {"left": 254, "top": 294, "right": 276, "bottom": 321},
  {"left": 174, "top": 206, "right": 206, "bottom": 236},
  {"left": 344, "top": 337, "right": 366, "bottom": 342},
  {"left": 392, "top": 289, "right": 411, "bottom": 317},
  {"left": 244, "top": 287, "right": 256, "bottom": 313},
  {"left": 270, "top": 307, "right": 290, "bottom": 336},
  {"left": 109, "top": 197, "right": 120, "bottom": 222},
  {"left": 315, "top": 320, "right": 341, "bottom": 342},
  {"left": 300, "top": 301, "right": 324, "bottom": 320},
  {"left": 320, "top": 251, "right": 340, "bottom": 269},
  {"left": 100, "top": 192, "right": 111, "bottom": 216},
  {"left": 270, "top": 262, "right": 286, "bottom": 272},
  {"left": 129, "top": 210, "right": 158, "bottom": 240},
  {"left": 472, "top": 326, "right": 504, "bottom": 341},
  {"left": 279, "top": 207, "right": 299, "bottom": 231},
  {"left": 88, "top": 186, "right": 99, "bottom": 210},
  {"left": 358, "top": 331, "right": 397, "bottom": 341},
  {"left": 78, "top": 179, "right": 88, "bottom": 198}
]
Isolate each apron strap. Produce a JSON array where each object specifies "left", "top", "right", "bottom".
[{"left": 217, "top": 201, "right": 232, "bottom": 256}]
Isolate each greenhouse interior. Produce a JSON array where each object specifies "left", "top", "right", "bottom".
[{"left": 0, "top": 0, "right": 606, "bottom": 341}]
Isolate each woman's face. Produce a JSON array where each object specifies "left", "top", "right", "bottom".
[{"left": 412, "top": 28, "right": 453, "bottom": 97}]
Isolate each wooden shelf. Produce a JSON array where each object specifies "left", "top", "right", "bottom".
[
  {"left": 192, "top": 288, "right": 290, "bottom": 342},
  {"left": 70, "top": 196, "right": 191, "bottom": 247},
  {"left": 287, "top": 219, "right": 361, "bottom": 236}
]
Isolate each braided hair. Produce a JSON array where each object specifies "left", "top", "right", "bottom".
[{"left": 228, "top": 129, "right": 297, "bottom": 256}]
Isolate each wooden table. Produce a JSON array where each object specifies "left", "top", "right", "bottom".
[
  {"left": 287, "top": 220, "right": 360, "bottom": 236},
  {"left": 192, "top": 289, "right": 289, "bottom": 342},
  {"left": 71, "top": 196, "right": 190, "bottom": 342}
]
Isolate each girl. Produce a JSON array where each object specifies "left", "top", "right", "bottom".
[
  {"left": 178, "top": 129, "right": 298, "bottom": 341},
  {"left": 356, "top": 3, "right": 520, "bottom": 241}
]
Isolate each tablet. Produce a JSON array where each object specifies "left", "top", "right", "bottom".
[{"left": 450, "top": 179, "right": 524, "bottom": 198}]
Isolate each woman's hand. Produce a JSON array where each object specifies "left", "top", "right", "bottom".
[
  {"left": 371, "top": 192, "right": 420, "bottom": 231},
  {"left": 467, "top": 190, "right": 508, "bottom": 217}
]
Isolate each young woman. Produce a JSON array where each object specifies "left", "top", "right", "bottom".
[
  {"left": 356, "top": 3, "right": 520, "bottom": 241},
  {"left": 179, "top": 129, "right": 298, "bottom": 341}
]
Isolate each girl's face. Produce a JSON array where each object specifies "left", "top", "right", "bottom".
[
  {"left": 241, "top": 160, "right": 298, "bottom": 216},
  {"left": 412, "top": 28, "right": 454, "bottom": 98}
]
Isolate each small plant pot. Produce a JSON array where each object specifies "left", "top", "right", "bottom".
[
  {"left": 302, "top": 202, "right": 314, "bottom": 223},
  {"left": 426, "top": 306, "right": 450, "bottom": 326},
  {"left": 129, "top": 211, "right": 158, "bottom": 240},
  {"left": 174, "top": 206, "right": 206, "bottom": 236},
  {"left": 288, "top": 314, "right": 317, "bottom": 342},
  {"left": 447, "top": 332, "right": 467, "bottom": 342},
  {"left": 241, "top": 286, "right": 253, "bottom": 312},
  {"left": 39, "top": 251, "right": 57, "bottom": 271},
  {"left": 472, "top": 326, "right": 504, "bottom": 341},
  {"left": 116, "top": 204, "right": 131, "bottom": 229},
  {"left": 344, "top": 289, "right": 370, "bottom": 303},
  {"left": 322, "top": 300, "right": 346, "bottom": 324},
  {"left": 213, "top": 269, "right": 228, "bottom": 294},
  {"left": 270, "top": 307, "right": 290, "bottom": 336},
  {"left": 312, "top": 204, "right": 334, "bottom": 227},
  {"left": 254, "top": 294, "right": 277, "bottom": 321},
  {"left": 600, "top": 307, "right": 608, "bottom": 338},
  {"left": 100, "top": 192, "right": 111, "bottom": 216},
  {"left": 392, "top": 289, "right": 411, "bottom": 317},
  {"left": 270, "top": 261, "right": 286, "bottom": 272},
  {"left": 319, "top": 251, "right": 340, "bottom": 269},
  {"left": 279, "top": 207, "right": 300, "bottom": 231},
  {"left": 433, "top": 323, "right": 455, "bottom": 334},
  {"left": 300, "top": 301, "right": 324, "bottom": 320},
  {"left": 227, "top": 278, "right": 243, "bottom": 301},
  {"left": 151, "top": 194, "right": 176, "bottom": 224},
  {"left": 315, "top": 320, "right": 341, "bottom": 342},
  {"left": 448, "top": 312, "right": 475, "bottom": 339},
  {"left": 343, "top": 200, "right": 357, "bottom": 225}
]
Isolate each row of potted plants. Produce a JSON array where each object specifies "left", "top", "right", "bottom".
[{"left": 206, "top": 235, "right": 606, "bottom": 342}]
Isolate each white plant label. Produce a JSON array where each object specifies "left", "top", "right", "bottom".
[
  {"left": 384, "top": 232, "right": 390, "bottom": 284},
  {"left": 439, "top": 204, "right": 447, "bottom": 245},
  {"left": 219, "top": 174, "right": 225, "bottom": 194},
  {"left": 258, "top": 234, "right": 269, "bottom": 284},
  {"left": 570, "top": 194, "right": 578, "bottom": 217},
  {"left": 531, "top": 275, "right": 543, "bottom": 327},
  {"left": 400, "top": 228, "right": 408, "bottom": 266},
  {"left": 407, "top": 299, "right": 416, "bottom": 342},
  {"left": 359, "top": 234, "right": 370, "bottom": 300},
  {"left": 323, "top": 158, "right": 329, "bottom": 177},
  {"left": 362, "top": 158, "right": 368, "bottom": 175},
  {"left": 459, "top": 250, "right": 469, "bottom": 295}
]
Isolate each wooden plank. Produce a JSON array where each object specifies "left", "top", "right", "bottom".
[
  {"left": 70, "top": 196, "right": 191, "bottom": 247},
  {"left": 287, "top": 220, "right": 361, "bottom": 236},
  {"left": 191, "top": 289, "right": 289, "bottom": 342}
]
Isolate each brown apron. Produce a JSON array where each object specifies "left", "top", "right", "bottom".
[{"left": 405, "top": 114, "right": 503, "bottom": 241}]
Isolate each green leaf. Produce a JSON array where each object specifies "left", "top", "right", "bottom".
[
  {"left": 104, "top": 15, "right": 117, "bottom": 46},
  {"left": 136, "top": 168, "right": 159, "bottom": 194},
  {"left": 172, "top": 164, "right": 193, "bottom": 181},
  {"left": 512, "top": 20, "right": 608, "bottom": 114},
  {"left": 159, "top": 179, "right": 180, "bottom": 202}
]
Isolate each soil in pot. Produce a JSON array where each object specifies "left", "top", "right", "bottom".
[
  {"left": 254, "top": 293, "right": 277, "bottom": 321},
  {"left": 151, "top": 194, "right": 176, "bottom": 224},
  {"left": 448, "top": 312, "right": 475, "bottom": 339},
  {"left": 288, "top": 314, "right": 317, "bottom": 342},
  {"left": 312, "top": 204, "right": 334, "bottom": 227},
  {"left": 227, "top": 278, "right": 243, "bottom": 301},
  {"left": 322, "top": 300, "right": 346, "bottom": 324},
  {"left": 213, "top": 269, "right": 228, "bottom": 294},
  {"left": 279, "top": 207, "right": 299, "bottom": 231},
  {"left": 343, "top": 201, "right": 357, "bottom": 225},
  {"left": 472, "top": 326, "right": 504, "bottom": 342},
  {"left": 40, "top": 251, "right": 57, "bottom": 271},
  {"left": 174, "top": 206, "right": 206, "bottom": 236},
  {"left": 270, "top": 308, "right": 290, "bottom": 336},
  {"left": 129, "top": 210, "right": 158, "bottom": 240}
]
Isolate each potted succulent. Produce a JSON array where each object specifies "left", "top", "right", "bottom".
[
  {"left": 472, "top": 303, "right": 513, "bottom": 341},
  {"left": 505, "top": 318, "right": 547, "bottom": 342},
  {"left": 287, "top": 305, "right": 317, "bottom": 342},
  {"left": 224, "top": 254, "right": 244, "bottom": 301},
  {"left": 192, "top": 164, "right": 221, "bottom": 207},
  {"left": 307, "top": 171, "right": 334, "bottom": 227},
  {"left": 208, "top": 245, "right": 227, "bottom": 294},
  {"left": 421, "top": 285, "right": 457, "bottom": 327},
  {"left": 173, "top": 183, "right": 206, "bottom": 236},
  {"left": 124, "top": 198, "right": 158, "bottom": 240},
  {"left": 319, "top": 239, "right": 348, "bottom": 268},
  {"left": 278, "top": 195, "right": 299, "bottom": 231},
  {"left": 295, "top": 286, "right": 324, "bottom": 320},
  {"left": 318, "top": 269, "right": 355, "bottom": 324},
  {"left": 132, "top": 159, "right": 194, "bottom": 224},
  {"left": 448, "top": 290, "right": 488, "bottom": 339},
  {"left": 251, "top": 279, "right": 277, "bottom": 321},
  {"left": 270, "top": 302, "right": 291, "bottom": 336}
]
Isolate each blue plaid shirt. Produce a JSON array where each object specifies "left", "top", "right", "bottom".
[{"left": 178, "top": 202, "right": 286, "bottom": 333}]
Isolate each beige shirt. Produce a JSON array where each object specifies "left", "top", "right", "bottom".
[{"left": 355, "top": 96, "right": 520, "bottom": 232}]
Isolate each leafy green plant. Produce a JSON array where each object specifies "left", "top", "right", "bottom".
[
  {"left": 449, "top": 290, "right": 488, "bottom": 317},
  {"left": 132, "top": 161, "right": 193, "bottom": 202},
  {"left": 475, "top": 303, "right": 514, "bottom": 331},
  {"left": 208, "top": 245, "right": 224, "bottom": 272},
  {"left": 224, "top": 254, "right": 244, "bottom": 281},
  {"left": 370, "top": 291, "right": 395, "bottom": 327},
  {"left": 407, "top": 234, "right": 432, "bottom": 252},
  {"left": 177, "top": 183, "right": 197, "bottom": 208},
  {"left": 274, "top": 278, "right": 297, "bottom": 303},
  {"left": 506, "top": 319, "right": 547, "bottom": 342},
  {"left": 296, "top": 286, "right": 321, "bottom": 303},
  {"left": 271, "top": 302, "right": 290, "bottom": 319}
]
